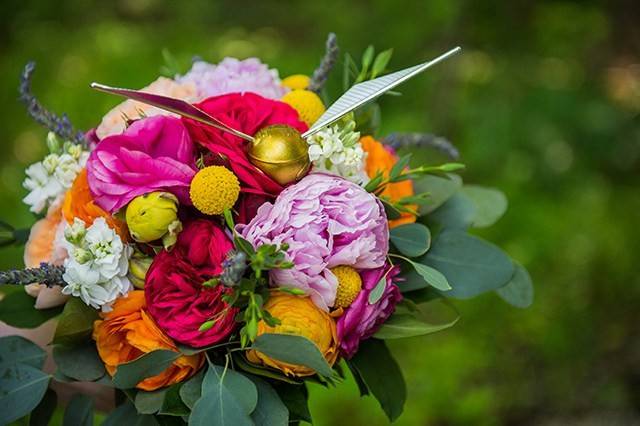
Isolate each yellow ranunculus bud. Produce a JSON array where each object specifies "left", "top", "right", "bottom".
[
  {"left": 246, "top": 292, "right": 338, "bottom": 377},
  {"left": 282, "top": 74, "right": 311, "bottom": 90},
  {"left": 125, "top": 192, "right": 181, "bottom": 245},
  {"left": 128, "top": 250, "right": 153, "bottom": 289}
]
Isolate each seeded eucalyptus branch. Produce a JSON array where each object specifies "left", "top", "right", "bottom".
[
  {"left": 19, "top": 62, "right": 87, "bottom": 147},
  {"left": 309, "top": 33, "right": 339, "bottom": 93},
  {"left": 383, "top": 132, "right": 460, "bottom": 160},
  {"left": 0, "top": 263, "right": 65, "bottom": 287}
]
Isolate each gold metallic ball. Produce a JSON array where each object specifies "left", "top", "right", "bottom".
[{"left": 248, "top": 124, "right": 311, "bottom": 185}]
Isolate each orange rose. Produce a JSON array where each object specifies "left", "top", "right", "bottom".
[
  {"left": 62, "top": 169, "right": 128, "bottom": 239},
  {"left": 92, "top": 291, "right": 204, "bottom": 391},
  {"left": 360, "top": 136, "right": 417, "bottom": 228}
]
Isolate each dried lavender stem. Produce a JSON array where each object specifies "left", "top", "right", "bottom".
[
  {"left": 0, "top": 263, "right": 66, "bottom": 287},
  {"left": 308, "top": 33, "right": 339, "bottom": 93}
]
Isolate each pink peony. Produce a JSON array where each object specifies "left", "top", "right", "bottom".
[
  {"left": 237, "top": 173, "right": 389, "bottom": 310},
  {"left": 145, "top": 221, "right": 237, "bottom": 348},
  {"left": 87, "top": 115, "right": 198, "bottom": 213},
  {"left": 178, "top": 58, "right": 287, "bottom": 100},
  {"left": 337, "top": 265, "right": 402, "bottom": 358}
]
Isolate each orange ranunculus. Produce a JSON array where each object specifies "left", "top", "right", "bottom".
[
  {"left": 62, "top": 169, "right": 128, "bottom": 239},
  {"left": 23, "top": 203, "right": 69, "bottom": 309},
  {"left": 92, "top": 291, "right": 204, "bottom": 391},
  {"left": 360, "top": 136, "right": 417, "bottom": 228}
]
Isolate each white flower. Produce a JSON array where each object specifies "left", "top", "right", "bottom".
[
  {"left": 61, "top": 218, "right": 132, "bottom": 310},
  {"left": 306, "top": 117, "right": 368, "bottom": 184},
  {"left": 22, "top": 137, "right": 89, "bottom": 214}
]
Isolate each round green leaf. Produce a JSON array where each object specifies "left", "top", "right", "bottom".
[
  {"left": 248, "top": 376, "right": 289, "bottom": 426},
  {"left": 462, "top": 185, "right": 508, "bottom": 228},
  {"left": 112, "top": 349, "right": 180, "bottom": 389},
  {"left": 0, "top": 289, "right": 62, "bottom": 328},
  {"left": 251, "top": 334, "right": 333, "bottom": 378},
  {"left": 390, "top": 223, "right": 431, "bottom": 257},
  {"left": 0, "top": 335, "right": 46, "bottom": 370},
  {"left": 53, "top": 341, "right": 106, "bottom": 382},
  {"left": 53, "top": 297, "right": 99, "bottom": 345},
  {"left": 0, "top": 363, "right": 50, "bottom": 425},
  {"left": 422, "top": 231, "right": 515, "bottom": 299},
  {"left": 63, "top": 394, "right": 94, "bottom": 426},
  {"left": 496, "top": 262, "right": 534, "bottom": 308},
  {"left": 178, "top": 369, "right": 204, "bottom": 410},
  {"left": 135, "top": 388, "right": 167, "bottom": 414},
  {"left": 427, "top": 192, "right": 475, "bottom": 230},
  {"left": 414, "top": 174, "right": 462, "bottom": 214}
]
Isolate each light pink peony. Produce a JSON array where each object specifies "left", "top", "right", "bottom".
[
  {"left": 237, "top": 173, "right": 389, "bottom": 310},
  {"left": 87, "top": 115, "right": 197, "bottom": 213},
  {"left": 96, "top": 77, "right": 197, "bottom": 139},
  {"left": 177, "top": 58, "right": 287, "bottom": 100}
]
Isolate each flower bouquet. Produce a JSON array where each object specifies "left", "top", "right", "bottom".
[{"left": 0, "top": 34, "right": 533, "bottom": 425}]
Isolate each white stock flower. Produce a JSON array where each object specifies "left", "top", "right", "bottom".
[
  {"left": 306, "top": 117, "right": 368, "bottom": 184},
  {"left": 22, "top": 138, "right": 89, "bottom": 214},
  {"left": 61, "top": 218, "right": 132, "bottom": 310}
]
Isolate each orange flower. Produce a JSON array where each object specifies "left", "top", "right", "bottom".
[
  {"left": 360, "top": 136, "right": 417, "bottom": 228},
  {"left": 62, "top": 169, "right": 128, "bottom": 239},
  {"left": 23, "top": 203, "right": 69, "bottom": 309},
  {"left": 92, "top": 291, "right": 204, "bottom": 391}
]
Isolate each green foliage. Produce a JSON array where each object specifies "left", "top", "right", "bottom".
[
  {"left": 375, "top": 300, "right": 459, "bottom": 339},
  {"left": 52, "top": 341, "right": 106, "bottom": 382},
  {"left": 29, "top": 388, "right": 57, "bottom": 426},
  {"left": 62, "top": 394, "right": 93, "bottom": 426},
  {"left": 0, "top": 363, "right": 50, "bottom": 425},
  {"left": 0, "top": 287, "right": 62, "bottom": 328},
  {"left": 496, "top": 262, "right": 534, "bottom": 308},
  {"left": 53, "top": 297, "right": 99, "bottom": 345},
  {"left": 247, "top": 376, "right": 289, "bottom": 426},
  {"left": 0, "top": 335, "right": 46, "bottom": 369},
  {"left": 251, "top": 333, "right": 334, "bottom": 378},
  {"left": 112, "top": 350, "right": 181, "bottom": 389},
  {"left": 350, "top": 339, "right": 406, "bottom": 422},
  {"left": 389, "top": 223, "right": 431, "bottom": 257}
]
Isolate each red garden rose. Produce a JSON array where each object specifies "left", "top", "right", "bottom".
[
  {"left": 145, "top": 220, "right": 238, "bottom": 347},
  {"left": 182, "top": 92, "right": 308, "bottom": 198}
]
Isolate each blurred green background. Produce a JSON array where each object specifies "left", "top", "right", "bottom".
[{"left": 1, "top": 0, "right": 639, "bottom": 424}]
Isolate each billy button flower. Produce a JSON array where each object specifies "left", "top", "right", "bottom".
[
  {"left": 281, "top": 89, "right": 326, "bottom": 127},
  {"left": 331, "top": 265, "right": 363, "bottom": 308},
  {"left": 189, "top": 166, "right": 240, "bottom": 215}
]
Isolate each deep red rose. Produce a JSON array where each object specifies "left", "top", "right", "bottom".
[
  {"left": 182, "top": 92, "right": 308, "bottom": 197},
  {"left": 145, "top": 220, "right": 237, "bottom": 347},
  {"left": 173, "top": 219, "right": 234, "bottom": 277}
]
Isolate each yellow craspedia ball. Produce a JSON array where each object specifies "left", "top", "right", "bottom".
[
  {"left": 189, "top": 166, "right": 240, "bottom": 215},
  {"left": 331, "top": 266, "right": 363, "bottom": 308},
  {"left": 282, "top": 74, "right": 310, "bottom": 90},
  {"left": 281, "top": 89, "right": 326, "bottom": 127}
]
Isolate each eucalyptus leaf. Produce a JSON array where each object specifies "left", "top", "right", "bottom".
[
  {"left": 350, "top": 339, "right": 406, "bottom": 422},
  {"left": 0, "top": 335, "right": 46, "bottom": 369},
  {"left": 53, "top": 341, "right": 106, "bottom": 382},
  {"left": 234, "top": 354, "right": 301, "bottom": 385},
  {"left": 427, "top": 192, "right": 475, "bottom": 230},
  {"left": 0, "top": 289, "right": 62, "bottom": 328},
  {"left": 252, "top": 333, "right": 333, "bottom": 377},
  {"left": 248, "top": 376, "right": 289, "bottom": 426},
  {"left": 422, "top": 231, "right": 515, "bottom": 299},
  {"left": 381, "top": 198, "right": 402, "bottom": 220},
  {"left": 401, "top": 258, "right": 451, "bottom": 291},
  {"left": 368, "top": 276, "right": 387, "bottom": 304},
  {"left": 178, "top": 369, "right": 204, "bottom": 410},
  {"left": 112, "top": 350, "right": 180, "bottom": 389},
  {"left": 414, "top": 174, "right": 462, "bottom": 214},
  {"left": 29, "top": 388, "right": 57, "bottom": 426},
  {"left": 273, "top": 383, "right": 311, "bottom": 424},
  {"left": 102, "top": 401, "right": 143, "bottom": 426},
  {"left": 462, "top": 185, "right": 508, "bottom": 228},
  {"left": 202, "top": 363, "right": 258, "bottom": 414},
  {"left": 0, "top": 363, "right": 50, "bottom": 425},
  {"left": 390, "top": 223, "right": 431, "bottom": 257},
  {"left": 375, "top": 300, "right": 459, "bottom": 339},
  {"left": 496, "top": 262, "right": 534, "bottom": 308},
  {"left": 53, "top": 297, "right": 100, "bottom": 345},
  {"left": 63, "top": 394, "right": 94, "bottom": 426},
  {"left": 135, "top": 388, "right": 167, "bottom": 414},
  {"left": 159, "top": 384, "right": 190, "bottom": 417}
]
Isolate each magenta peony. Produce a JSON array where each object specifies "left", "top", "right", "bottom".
[
  {"left": 337, "top": 265, "right": 402, "bottom": 358},
  {"left": 145, "top": 220, "right": 237, "bottom": 348},
  {"left": 177, "top": 58, "right": 287, "bottom": 100},
  {"left": 87, "top": 115, "right": 197, "bottom": 213},
  {"left": 237, "top": 173, "right": 389, "bottom": 310}
]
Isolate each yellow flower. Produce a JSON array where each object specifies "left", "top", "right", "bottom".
[
  {"left": 246, "top": 292, "right": 339, "bottom": 377},
  {"left": 189, "top": 166, "right": 240, "bottom": 215},
  {"left": 128, "top": 250, "right": 153, "bottom": 289},
  {"left": 125, "top": 192, "right": 181, "bottom": 245},
  {"left": 331, "top": 266, "right": 362, "bottom": 308},
  {"left": 281, "top": 90, "right": 326, "bottom": 127},
  {"left": 282, "top": 74, "right": 310, "bottom": 90}
]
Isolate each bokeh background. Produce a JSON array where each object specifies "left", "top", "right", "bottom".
[{"left": 1, "top": 0, "right": 639, "bottom": 425}]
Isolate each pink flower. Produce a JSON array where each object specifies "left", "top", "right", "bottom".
[
  {"left": 237, "top": 173, "right": 389, "bottom": 310},
  {"left": 337, "top": 265, "right": 402, "bottom": 358},
  {"left": 145, "top": 221, "right": 237, "bottom": 348},
  {"left": 178, "top": 58, "right": 287, "bottom": 100},
  {"left": 87, "top": 116, "right": 198, "bottom": 213}
]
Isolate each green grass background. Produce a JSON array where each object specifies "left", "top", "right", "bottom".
[{"left": 1, "top": 0, "right": 639, "bottom": 424}]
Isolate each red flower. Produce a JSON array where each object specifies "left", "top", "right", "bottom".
[
  {"left": 182, "top": 93, "right": 308, "bottom": 197},
  {"left": 145, "top": 220, "right": 237, "bottom": 347}
]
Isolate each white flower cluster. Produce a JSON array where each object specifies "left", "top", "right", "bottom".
[
  {"left": 307, "top": 118, "right": 369, "bottom": 183},
  {"left": 61, "top": 218, "right": 132, "bottom": 310},
  {"left": 23, "top": 133, "right": 89, "bottom": 213}
]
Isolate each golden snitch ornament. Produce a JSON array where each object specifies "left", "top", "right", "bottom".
[{"left": 90, "top": 47, "right": 461, "bottom": 186}]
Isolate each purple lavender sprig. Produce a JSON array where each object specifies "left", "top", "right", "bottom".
[
  {"left": 0, "top": 262, "right": 65, "bottom": 287},
  {"left": 308, "top": 33, "right": 339, "bottom": 94},
  {"left": 220, "top": 251, "right": 247, "bottom": 287},
  {"left": 383, "top": 132, "right": 460, "bottom": 160},
  {"left": 19, "top": 61, "right": 87, "bottom": 147}
]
